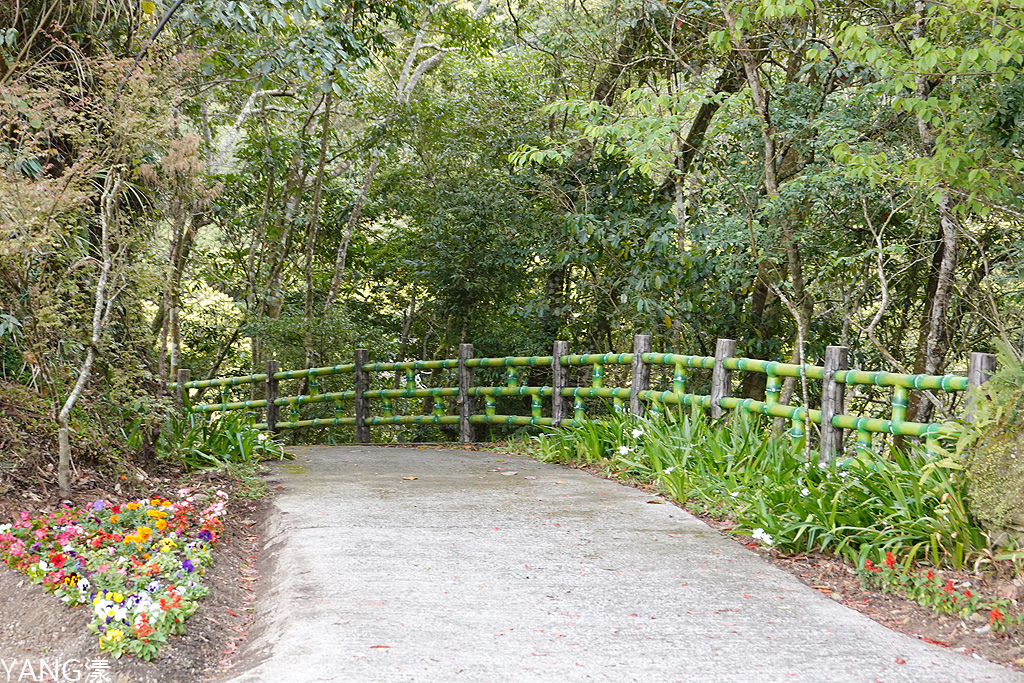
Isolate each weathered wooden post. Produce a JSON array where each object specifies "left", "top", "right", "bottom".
[
  {"left": 711, "top": 338, "right": 736, "bottom": 419},
  {"left": 819, "top": 345, "right": 849, "bottom": 464},
  {"left": 354, "top": 349, "right": 370, "bottom": 442},
  {"left": 629, "top": 334, "right": 652, "bottom": 417},
  {"left": 265, "top": 360, "right": 280, "bottom": 434},
  {"left": 966, "top": 351, "right": 997, "bottom": 422},
  {"left": 552, "top": 340, "right": 570, "bottom": 427},
  {"left": 175, "top": 368, "right": 190, "bottom": 411},
  {"left": 458, "top": 343, "right": 475, "bottom": 443}
]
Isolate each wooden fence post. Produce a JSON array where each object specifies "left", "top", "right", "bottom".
[
  {"left": 629, "top": 334, "right": 651, "bottom": 417},
  {"left": 175, "top": 369, "right": 190, "bottom": 411},
  {"left": 552, "top": 340, "right": 570, "bottom": 427},
  {"left": 458, "top": 343, "right": 475, "bottom": 443},
  {"left": 354, "top": 348, "right": 370, "bottom": 442},
  {"left": 966, "top": 351, "right": 997, "bottom": 422},
  {"left": 265, "top": 360, "right": 280, "bottom": 434},
  {"left": 711, "top": 338, "right": 736, "bottom": 419},
  {"left": 819, "top": 345, "right": 849, "bottom": 464}
]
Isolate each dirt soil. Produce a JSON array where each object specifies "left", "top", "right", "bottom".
[{"left": 0, "top": 484, "right": 270, "bottom": 683}]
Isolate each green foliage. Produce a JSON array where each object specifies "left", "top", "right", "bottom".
[
  {"left": 534, "top": 411, "right": 990, "bottom": 568},
  {"left": 155, "top": 411, "right": 288, "bottom": 470}
]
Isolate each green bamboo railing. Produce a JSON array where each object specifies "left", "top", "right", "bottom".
[{"left": 169, "top": 335, "right": 995, "bottom": 461}]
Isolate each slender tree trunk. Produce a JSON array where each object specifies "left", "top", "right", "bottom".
[
  {"left": 303, "top": 92, "right": 332, "bottom": 372},
  {"left": 324, "top": 155, "right": 379, "bottom": 310},
  {"left": 59, "top": 173, "right": 121, "bottom": 497},
  {"left": 908, "top": 0, "right": 959, "bottom": 424},
  {"left": 724, "top": 7, "right": 812, "bottom": 341}
]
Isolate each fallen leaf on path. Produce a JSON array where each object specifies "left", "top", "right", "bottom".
[
  {"left": 370, "top": 645, "right": 391, "bottom": 649},
  {"left": 501, "top": 471, "right": 518, "bottom": 476},
  {"left": 403, "top": 476, "right": 418, "bottom": 480},
  {"left": 646, "top": 500, "right": 664, "bottom": 504},
  {"left": 921, "top": 637, "right": 950, "bottom": 647}
]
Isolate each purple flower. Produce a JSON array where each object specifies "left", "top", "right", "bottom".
[
  {"left": 182, "top": 559, "right": 195, "bottom": 573},
  {"left": 92, "top": 501, "right": 105, "bottom": 511},
  {"left": 197, "top": 530, "right": 212, "bottom": 542}
]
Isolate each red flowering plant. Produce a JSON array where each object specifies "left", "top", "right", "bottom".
[
  {"left": 0, "top": 487, "right": 227, "bottom": 659},
  {"left": 858, "top": 550, "right": 1020, "bottom": 632}
]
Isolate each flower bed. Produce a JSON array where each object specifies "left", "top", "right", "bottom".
[
  {"left": 859, "top": 550, "right": 1023, "bottom": 632},
  {"left": 0, "top": 488, "right": 226, "bottom": 660}
]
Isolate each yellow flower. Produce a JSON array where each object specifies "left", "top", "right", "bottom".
[
  {"left": 146, "top": 509, "right": 168, "bottom": 519},
  {"left": 110, "top": 514, "right": 120, "bottom": 524},
  {"left": 111, "top": 592, "right": 123, "bottom": 603},
  {"left": 155, "top": 519, "right": 168, "bottom": 531},
  {"left": 100, "top": 629, "right": 124, "bottom": 645},
  {"left": 125, "top": 502, "right": 141, "bottom": 511}
]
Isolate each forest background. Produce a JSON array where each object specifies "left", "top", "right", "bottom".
[{"left": 1, "top": 0, "right": 1023, "bottom": 487}]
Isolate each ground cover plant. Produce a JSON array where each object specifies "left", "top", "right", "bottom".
[
  {"left": 532, "top": 410, "right": 1023, "bottom": 629},
  {"left": 0, "top": 490, "right": 228, "bottom": 660}
]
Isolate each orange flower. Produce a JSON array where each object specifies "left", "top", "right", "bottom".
[
  {"left": 109, "top": 514, "right": 120, "bottom": 524},
  {"left": 146, "top": 510, "right": 168, "bottom": 519},
  {"left": 125, "top": 502, "right": 141, "bottom": 511},
  {"left": 154, "top": 519, "right": 167, "bottom": 531}
]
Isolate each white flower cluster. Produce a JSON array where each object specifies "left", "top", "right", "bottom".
[{"left": 752, "top": 528, "right": 774, "bottom": 546}]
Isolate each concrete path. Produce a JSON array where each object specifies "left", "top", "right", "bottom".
[{"left": 227, "top": 446, "right": 1023, "bottom": 683}]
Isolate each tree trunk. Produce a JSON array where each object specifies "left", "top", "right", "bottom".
[
  {"left": 303, "top": 92, "right": 332, "bottom": 374},
  {"left": 324, "top": 155, "right": 379, "bottom": 311},
  {"left": 58, "top": 172, "right": 121, "bottom": 496},
  {"left": 907, "top": 0, "right": 959, "bottom": 425}
]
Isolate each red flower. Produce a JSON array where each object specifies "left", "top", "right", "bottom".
[
  {"left": 989, "top": 608, "right": 1005, "bottom": 626},
  {"left": 943, "top": 580, "right": 954, "bottom": 595},
  {"left": 926, "top": 570, "right": 934, "bottom": 582},
  {"left": 49, "top": 553, "right": 66, "bottom": 569},
  {"left": 884, "top": 551, "right": 896, "bottom": 570},
  {"left": 864, "top": 559, "right": 881, "bottom": 574},
  {"left": 965, "top": 589, "right": 974, "bottom": 598}
]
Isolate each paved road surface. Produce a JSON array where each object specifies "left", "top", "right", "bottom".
[{"left": 226, "top": 445, "right": 1023, "bottom": 683}]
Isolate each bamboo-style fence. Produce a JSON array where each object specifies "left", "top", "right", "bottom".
[{"left": 169, "top": 336, "right": 996, "bottom": 461}]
